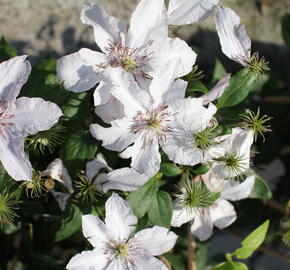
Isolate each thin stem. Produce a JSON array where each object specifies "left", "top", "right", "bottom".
[
  {"left": 159, "top": 256, "right": 172, "bottom": 270},
  {"left": 187, "top": 224, "right": 197, "bottom": 270},
  {"left": 265, "top": 199, "right": 290, "bottom": 217}
]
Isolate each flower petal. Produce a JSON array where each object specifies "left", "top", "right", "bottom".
[
  {"left": 86, "top": 153, "right": 111, "bottom": 182},
  {"left": 81, "top": 4, "right": 126, "bottom": 52},
  {"left": 105, "top": 193, "right": 137, "bottom": 242},
  {"left": 57, "top": 49, "right": 105, "bottom": 92},
  {"left": 90, "top": 118, "right": 136, "bottom": 152},
  {"left": 191, "top": 212, "right": 214, "bottom": 241},
  {"left": 202, "top": 74, "right": 231, "bottom": 105},
  {"left": 0, "top": 55, "right": 31, "bottom": 104},
  {"left": 82, "top": 215, "right": 108, "bottom": 248},
  {"left": 66, "top": 250, "right": 107, "bottom": 270},
  {"left": 128, "top": 0, "right": 167, "bottom": 48},
  {"left": 210, "top": 199, "right": 237, "bottom": 229},
  {"left": 133, "top": 254, "right": 168, "bottom": 270},
  {"left": 50, "top": 191, "right": 70, "bottom": 211},
  {"left": 0, "top": 134, "right": 32, "bottom": 181},
  {"left": 99, "top": 167, "right": 149, "bottom": 192},
  {"left": 42, "top": 158, "right": 73, "bottom": 193},
  {"left": 215, "top": 6, "right": 251, "bottom": 66},
  {"left": 168, "top": 0, "right": 219, "bottom": 26},
  {"left": 221, "top": 175, "right": 255, "bottom": 201},
  {"left": 10, "top": 97, "right": 62, "bottom": 137},
  {"left": 133, "top": 226, "right": 178, "bottom": 256},
  {"left": 171, "top": 199, "right": 194, "bottom": 227}
]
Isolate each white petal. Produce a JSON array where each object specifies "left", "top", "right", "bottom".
[
  {"left": 66, "top": 250, "right": 107, "bottom": 270},
  {"left": 168, "top": 0, "right": 219, "bottom": 26},
  {"left": 50, "top": 191, "right": 70, "bottom": 211},
  {"left": 171, "top": 199, "right": 194, "bottom": 227},
  {"left": 133, "top": 254, "right": 168, "bottom": 270},
  {"left": 0, "top": 134, "right": 32, "bottom": 181},
  {"left": 10, "top": 97, "right": 63, "bottom": 137},
  {"left": 100, "top": 167, "right": 149, "bottom": 192},
  {"left": 42, "top": 158, "right": 73, "bottom": 193},
  {"left": 105, "top": 193, "right": 137, "bottom": 242},
  {"left": 82, "top": 215, "right": 108, "bottom": 248},
  {"left": 162, "top": 79, "right": 187, "bottom": 103},
  {"left": 128, "top": 136, "right": 161, "bottom": 178},
  {"left": 81, "top": 4, "right": 126, "bottom": 52},
  {"left": 93, "top": 81, "right": 112, "bottom": 106},
  {"left": 128, "top": 0, "right": 167, "bottom": 48},
  {"left": 190, "top": 212, "right": 214, "bottom": 241},
  {"left": 86, "top": 153, "right": 111, "bottom": 182},
  {"left": 57, "top": 49, "right": 105, "bottom": 92},
  {"left": 90, "top": 118, "right": 136, "bottom": 152},
  {"left": 0, "top": 55, "right": 31, "bottom": 104},
  {"left": 215, "top": 6, "right": 251, "bottom": 66},
  {"left": 210, "top": 199, "right": 237, "bottom": 229},
  {"left": 94, "top": 96, "right": 125, "bottom": 124},
  {"left": 133, "top": 226, "right": 177, "bottom": 256},
  {"left": 202, "top": 74, "right": 231, "bottom": 105},
  {"left": 153, "top": 38, "right": 197, "bottom": 78},
  {"left": 221, "top": 175, "right": 255, "bottom": 201}
]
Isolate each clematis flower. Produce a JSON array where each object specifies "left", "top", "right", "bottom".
[
  {"left": 215, "top": 6, "right": 251, "bottom": 66},
  {"left": 171, "top": 174, "right": 255, "bottom": 241},
  {"left": 66, "top": 193, "right": 178, "bottom": 270},
  {"left": 0, "top": 56, "right": 63, "bottom": 181},
  {"left": 90, "top": 62, "right": 193, "bottom": 177},
  {"left": 168, "top": 0, "right": 219, "bottom": 26},
  {"left": 57, "top": 0, "right": 196, "bottom": 108}
]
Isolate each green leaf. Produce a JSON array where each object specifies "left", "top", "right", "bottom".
[
  {"left": 246, "top": 170, "right": 272, "bottom": 199},
  {"left": 217, "top": 69, "right": 258, "bottom": 108},
  {"left": 31, "top": 255, "right": 63, "bottom": 270},
  {"left": 233, "top": 220, "right": 270, "bottom": 259},
  {"left": 196, "top": 242, "right": 209, "bottom": 270},
  {"left": 193, "top": 163, "right": 212, "bottom": 175},
  {"left": 148, "top": 191, "right": 173, "bottom": 228},
  {"left": 54, "top": 204, "right": 82, "bottom": 242},
  {"left": 212, "top": 262, "right": 248, "bottom": 270},
  {"left": 61, "top": 129, "right": 98, "bottom": 174},
  {"left": 127, "top": 176, "right": 159, "bottom": 218},
  {"left": 0, "top": 37, "right": 17, "bottom": 61},
  {"left": 160, "top": 163, "right": 182, "bottom": 177},
  {"left": 282, "top": 14, "right": 290, "bottom": 47},
  {"left": 164, "top": 253, "right": 185, "bottom": 270},
  {"left": 187, "top": 81, "right": 208, "bottom": 94},
  {"left": 212, "top": 59, "right": 227, "bottom": 84}
]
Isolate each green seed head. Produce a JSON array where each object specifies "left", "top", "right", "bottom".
[
  {"left": 75, "top": 176, "right": 101, "bottom": 203},
  {"left": 216, "top": 153, "right": 247, "bottom": 177},
  {"left": 195, "top": 126, "right": 222, "bottom": 151},
  {"left": 247, "top": 52, "right": 270, "bottom": 75},
  {"left": 0, "top": 190, "right": 18, "bottom": 227}
]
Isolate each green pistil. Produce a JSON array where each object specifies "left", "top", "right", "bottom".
[
  {"left": 216, "top": 153, "right": 245, "bottom": 176},
  {"left": 0, "top": 190, "right": 18, "bottom": 226},
  {"left": 147, "top": 118, "right": 161, "bottom": 130},
  {"left": 121, "top": 57, "right": 136, "bottom": 71},
  {"left": 247, "top": 52, "right": 270, "bottom": 75},
  {"left": 115, "top": 244, "right": 128, "bottom": 259},
  {"left": 195, "top": 126, "right": 221, "bottom": 151},
  {"left": 75, "top": 176, "right": 101, "bottom": 203}
]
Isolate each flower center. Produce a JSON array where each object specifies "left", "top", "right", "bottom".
[
  {"left": 131, "top": 103, "right": 175, "bottom": 146},
  {"left": 120, "top": 56, "right": 136, "bottom": 71},
  {"left": 195, "top": 126, "right": 221, "bottom": 151},
  {"left": 115, "top": 244, "right": 128, "bottom": 259}
]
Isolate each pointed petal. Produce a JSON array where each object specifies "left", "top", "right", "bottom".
[
  {"left": 100, "top": 167, "right": 149, "bottom": 192},
  {"left": 221, "top": 175, "right": 255, "bottom": 201},
  {"left": 90, "top": 118, "right": 136, "bottom": 152},
  {"left": 133, "top": 226, "right": 178, "bottom": 256},
  {"left": 66, "top": 250, "right": 107, "bottom": 270},
  {"left": 128, "top": 0, "right": 167, "bottom": 48},
  {"left": 57, "top": 49, "right": 105, "bottom": 93},
  {"left": 10, "top": 97, "right": 62, "bottom": 137},
  {"left": 81, "top": 4, "right": 126, "bottom": 52},
  {"left": 191, "top": 212, "right": 214, "bottom": 241},
  {"left": 168, "top": 0, "right": 219, "bottom": 26},
  {"left": 42, "top": 158, "right": 73, "bottom": 193},
  {"left": 215, "top": 6, "right": 251, "bottom": 65},
  {"left": 86, "top": 153, "right": 111, "bottom": 182},
  {"left": 105, "top": 193, "right": 137, "bottom": 242},
  {"left": 210, "top": 199, "right": 237, "bottom": 229},
  {"left": 171, "top": 199, "right": 194, "bottom": 227},
  {"left": 202, "top": 74, "right": 231, "bottom": 105},
  {"left": 0, "top": 55, "right": 31, "bottom": 104},
  {"left": 82, "top": 215, "right": 108, "bottom": 248}
]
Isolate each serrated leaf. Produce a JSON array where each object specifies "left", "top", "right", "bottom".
[
  {"left": 160, "top": 163, "right": 182, "bottom": 177},
  {"left": 127, "top": 177, "right": 159, "bottom": 218},
  {"left": 233, "top": 220, "right": 269, "bottom": 259},
  {"left": 282, "top": 14, "right": 290, "bottom": 47},
  {"left": 212, "top": 262, "right": 248, "bottom": 270},
  {"left": 148, "top": 191, "right": 173, "bottom": 228},
  {"left": 54, "top": 204, "right": 82, "bottom": 242},
  {"left": 246, "top": 169, "right": 272, "bottom": 199}
]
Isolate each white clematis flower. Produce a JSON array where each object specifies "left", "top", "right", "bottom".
[
  {"left": 171, "top": 174, "right": 255, "bottom": 241},
  {"left": 66, "top": 193, "right": 178, "bottom": 270},
  {"left": 168, "top": 0, "right": 219, "bottom": 26},
  {"left": 57, "top": 0, "right": 196, "bottom": 102},
  {"left": 85, "top": 153, "right": 149, "bottom": 192},
  {"left": 0, "top": 56, "right": 63, "bottom": 181},
  {"left": 90, "top": 62, "right": 190, "bottom": 177},
  {"left": 215, "top": 6, "right": 251, "bottom": 66}
]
